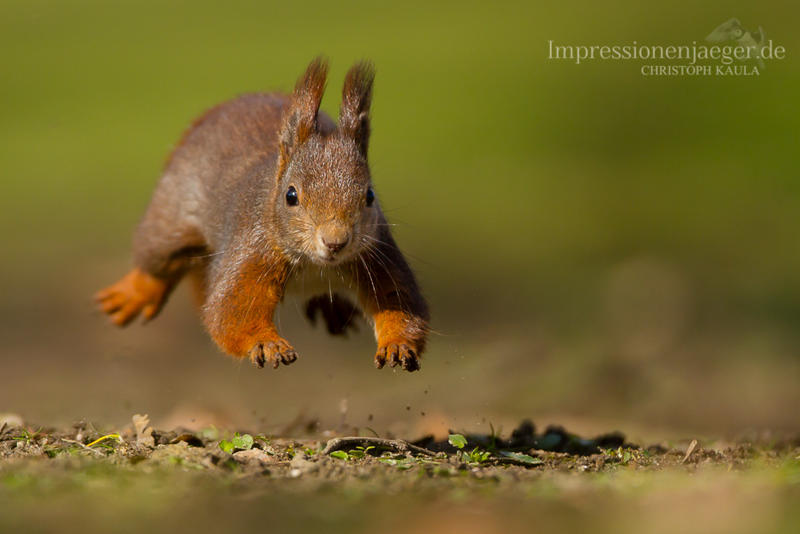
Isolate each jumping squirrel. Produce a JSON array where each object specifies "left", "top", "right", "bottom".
[{"left": 96, "top": 58, "right": 429, "bottom": 372}]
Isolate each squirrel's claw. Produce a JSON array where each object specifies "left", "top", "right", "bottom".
[
  {"left": 249, "top": 340, "right": 298, "bottom": 369},
  {"left": 374, "top": 343, "right": 420, "bottom": 372}
]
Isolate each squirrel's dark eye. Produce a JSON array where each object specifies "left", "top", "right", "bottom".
[
  {"left": 285, "top": 186, "right": 299, "bottom": 206},
  {"left": 366, "top": 187, "right": 375, "bottom": 207}
]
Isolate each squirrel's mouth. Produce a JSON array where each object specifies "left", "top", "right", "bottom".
[{"left": 314, "top": 250, "right": 350, "bottom": 266}]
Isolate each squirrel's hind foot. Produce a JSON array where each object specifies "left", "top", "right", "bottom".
[
  {"left": 305, "top": 294, "right": 361, "bottom": 336},
  {"left": 95, "top": 268, "right": 168, "bottom": 326}
]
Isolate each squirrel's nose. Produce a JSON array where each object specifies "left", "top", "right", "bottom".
[{"left": 318, "top": 222, "right": 351, "bottom": 256}]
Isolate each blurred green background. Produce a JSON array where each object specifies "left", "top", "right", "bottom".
[{"left": 1, "top": 0, "right": 798, "bottom": 439}]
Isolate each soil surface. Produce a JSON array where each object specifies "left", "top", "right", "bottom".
[{"left": 2, "top": 417, "right": 799, "bottom": 534}]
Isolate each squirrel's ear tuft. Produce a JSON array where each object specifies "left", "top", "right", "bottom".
[
  {"left": 339, "top": 60, "right": 375, "bottom": 156},
  {"left": 278, "top": 57, "right": 329, "bottom": 174}
]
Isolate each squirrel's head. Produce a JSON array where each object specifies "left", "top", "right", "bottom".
[{"left": 272, "top": 58, "right": 381, "bottom": 266}]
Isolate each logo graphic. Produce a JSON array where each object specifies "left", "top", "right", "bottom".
[
  {"left": 706, "top": 18, "right": 766, "bottom": 68},
  {"left": 546, "top": 17, "right": 786, "bottom": 77}
]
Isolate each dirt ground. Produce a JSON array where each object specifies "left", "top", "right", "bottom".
[{"left": 2, "top": 416, "right": 798, "bottom": 534}]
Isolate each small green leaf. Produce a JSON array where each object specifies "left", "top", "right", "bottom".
[
  {"left": 378, "top": 457, "right": 415, "bottom": 469},
  {"left": 463, "top": 447, "right": 491, "bottom": 463},
  {"left": 448, "top": 434, "right": 467, "bottom": 449},
  {"left": 330, "top": 451, "right": 350, "bottom": 460},
  {"left": 232, "top": 433, "right": 254, "bottom": 450},
  {"left": 500, "top": 451, "right": 544, "bottom": 465},
  {"left": 219, "top": 440, "right": 234, "bottom": 454}
]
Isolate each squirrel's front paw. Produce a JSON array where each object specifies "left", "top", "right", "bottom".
[
  {"left": 375, "top": 343, "right": 420, "bottom": 372},
  {"left": 249, "top": 339, "right": 298, "bottom": 369}
]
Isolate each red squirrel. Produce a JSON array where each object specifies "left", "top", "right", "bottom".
[{"left": 96, "top": 58, "right": 429, "bottom": 372}]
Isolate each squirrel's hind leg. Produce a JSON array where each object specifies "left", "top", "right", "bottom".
[{"left": 97, "top": 188, "right": 207, "bottom": 326}]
